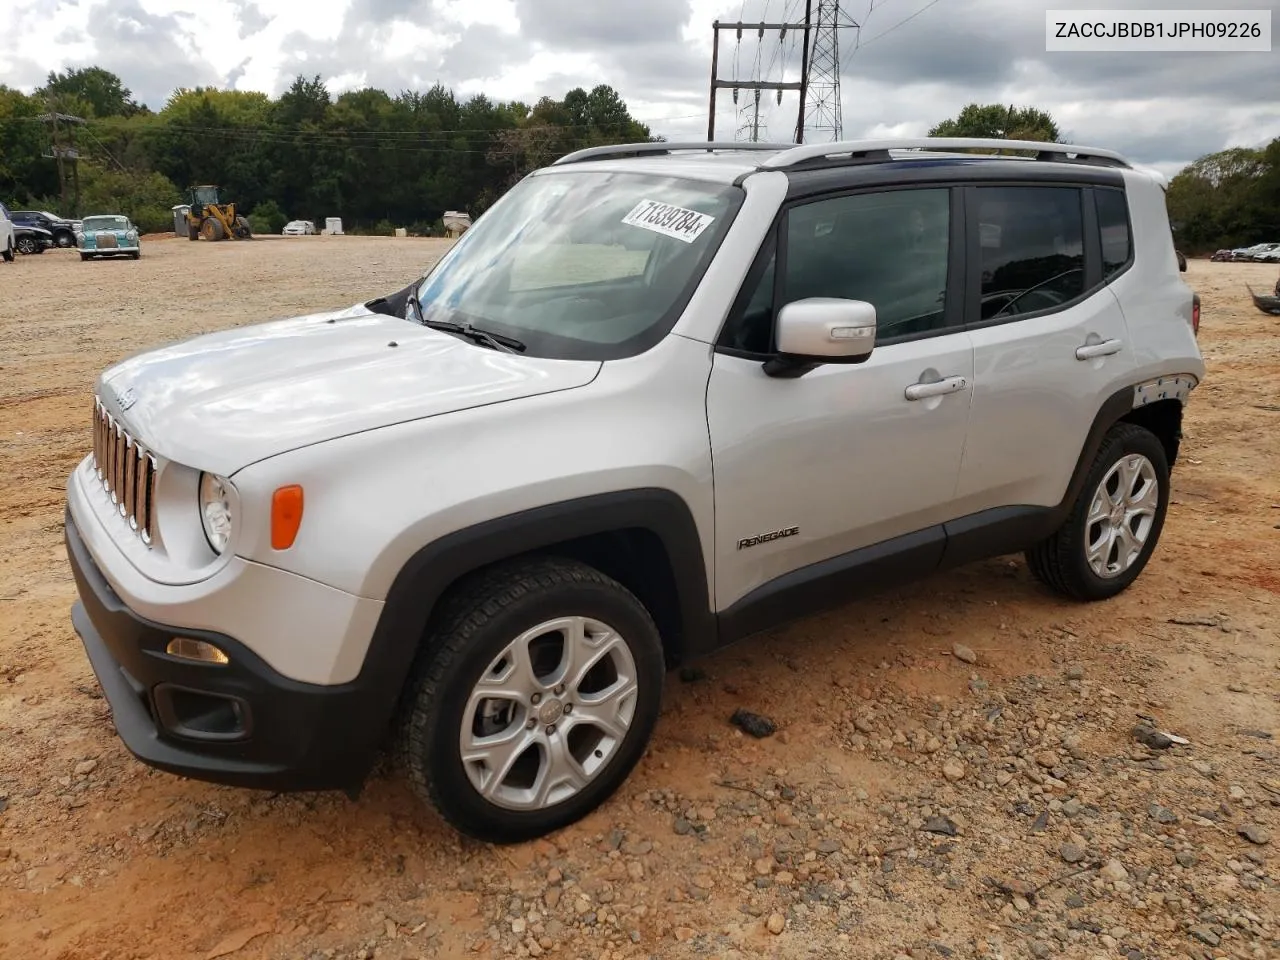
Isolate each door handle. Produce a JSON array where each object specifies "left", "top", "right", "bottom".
[
  {"left": 1075, "top": 338, "right": 1123, "bottom": 360},
  {"left": 904, "top": 375, "right": 968, "bottom": 401}
]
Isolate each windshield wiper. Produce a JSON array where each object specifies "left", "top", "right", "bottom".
[
  {"left": 422, "top": 317, "right": 526, "bottom": 354},
  {"left": 403, "top": 283, "right": 525, "bottom": 353}
]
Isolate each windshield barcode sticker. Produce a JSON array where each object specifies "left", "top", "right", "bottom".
[{"left": 621, "top": 200, "right": 715, "bottom": 243}]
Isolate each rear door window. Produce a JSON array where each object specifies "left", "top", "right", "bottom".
[{"left": 974, "top": 186, "right": 1085, "bottom": 321}]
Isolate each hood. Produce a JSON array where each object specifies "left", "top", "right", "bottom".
[{"left": 97, "top": 304, "right": 602, "bottom": 476}]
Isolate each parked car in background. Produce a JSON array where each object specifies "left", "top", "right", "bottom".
[
  {"left": 282, "top": 220, "right": 317, "bottom": 236},
  {"left": 1256, "top": 246, "right": 1280, "bottom": 263},
  {"left": 1210, "top": 249, "right": 1232, "bottom": 262},
  {"left": 14, "top": 224, "right": 54, "bottom": 255},
  {"left": 1227, "top": 242, "right": 1280, "bottom": 262},
  {"left": 0, "top": 201, "right": 14, "bottom": 262},
  {"left": 9, "top": 209, "right": 79, "bottom": 248},
  {"left": 78, "top": 214, "right": 141, "bottom": 260}
]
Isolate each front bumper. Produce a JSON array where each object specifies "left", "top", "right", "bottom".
[{"left": 65, "top": 508, "right": 387, "bottom": 792}]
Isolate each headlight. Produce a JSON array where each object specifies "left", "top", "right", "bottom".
[
  {"left": 127, "top": 231, "right": 138, "bottom": 242},
  {"left": 199, "top": 473, "right": 234, "bottom": 554}
]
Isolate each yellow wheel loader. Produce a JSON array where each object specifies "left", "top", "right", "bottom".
[{"left": 184, "top": 185, "right": 253, "bottom": 241}]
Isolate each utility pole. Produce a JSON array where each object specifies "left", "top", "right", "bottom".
[
  {"left": 794, "top": 0, "right": 814, "bottom": 144},
  {"left": 41, "top": 99, "right": 86, "bottom": 216},
  {"left": 707, "top": 19, "right": 808, "bottom": 142}
]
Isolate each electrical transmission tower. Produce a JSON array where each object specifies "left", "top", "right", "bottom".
[
  {"left": 802, "top": 0, "right": 849, "bottom": 142},
  {"left": 707, "top": 2, "right": 857, "bottom": 145}
]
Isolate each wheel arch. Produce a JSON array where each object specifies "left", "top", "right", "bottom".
[
  {"left": 1059, "top": 379, "right": 1193, "bottom": 519},
  {"left": 349, "top": 488, "right": 714, "bottom": 764}
]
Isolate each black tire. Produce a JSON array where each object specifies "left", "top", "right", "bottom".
[
  {"left": 187, "top": 223, "right": 200, "bottom": 241},
  {"left": 15, "top": 235, "right": 38, "bottom": 255},
  {"left": 53, "top": 230, "right": 75, "bottom": 248},
  {"left": 234, "top": 215, "right": 253, "bottom": 238},
  {"left": 1026, "top": 422, "right": 1170, "bottom": 602},
  {"left": 398, "top": 556, "right": 664, "bottom": 843},
  {"left": 80, "top": 252, "right": 91, "bottom": 261},
  {"left": 130, "top": 250, "right": 140, "bottom": 260},
  {"left": 201, "top": 217, "right": 226, "bottom": 242},
  {"left": 1, "top": 240, "right": 12, "bottom": 262}
]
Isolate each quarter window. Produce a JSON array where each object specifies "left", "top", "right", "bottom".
[
  {"left": 1094, "top": 187, "right": 1132, "bottom": 278},
  {"left": 975, "top": 186, "right": 1085, "bottom": 320}
]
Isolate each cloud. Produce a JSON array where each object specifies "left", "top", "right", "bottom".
[{"left": 1, "top": 0, "right": 1277, "bottom": 172}]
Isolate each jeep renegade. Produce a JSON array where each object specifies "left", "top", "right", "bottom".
[{"left": 64, "top": 138, "right": 1204, "bottom": 842}]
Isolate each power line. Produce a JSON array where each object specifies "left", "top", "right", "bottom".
[{"left": 854, "top": 0, "right": 944, "bottom": 50}]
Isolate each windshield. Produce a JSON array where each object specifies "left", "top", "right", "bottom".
[
  {"left": 84, "top": 217, "right": 129, "bottom": 231},
  {"left": 414, "top": 169, "right": 743, "bottom": 360}
]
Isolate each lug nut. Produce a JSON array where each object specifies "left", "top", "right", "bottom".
[
  {"left": 546, "top": 724, "right": 556, "bottom": 735},
  {"left": 526, "top": 718, "right": 536, "bottom": 729},
  {"left": 553, "top": 684, "right": 566, "bottom": 696},
  {"left": 563, "top": 703, "right": 573, "bottom": 714},
  {"left": 531, "top": 693, "right": 542, "bottom": 705}
]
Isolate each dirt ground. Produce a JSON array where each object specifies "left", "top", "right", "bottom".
[{"left": 0, "top": 237, "right": 1277, "bottom": 960}]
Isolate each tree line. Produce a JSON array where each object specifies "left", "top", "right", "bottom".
[
  {"left": 2, "top": 80, "right": 1276, "bottom": 251},
  {"left": 0, "top": 67, "right": 654, "bottom": 234}
]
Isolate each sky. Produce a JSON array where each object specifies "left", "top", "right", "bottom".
[{"left": 1, "top": 0, "right": 1278, "bottom": 177}]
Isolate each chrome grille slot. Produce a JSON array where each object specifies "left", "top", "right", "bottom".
[
  {"left": 92, "top": 399, "right": 157, "bottom": 544},
  {"left": 98, "top": 233, "right": 118, "bottom": 249}
]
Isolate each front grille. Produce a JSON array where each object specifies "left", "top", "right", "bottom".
[
  {"left": 97, "top": 234, "right": 118, "bottom": 249},
  {"left": 92, "top": 399, "right": 157, "bottom": 544}
]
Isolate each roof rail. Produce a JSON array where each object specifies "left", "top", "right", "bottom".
[
  {"left": 758, "top": 137, "right": 1132, "bottom": 170},
  {"left": 553, "top": 141, "right": 794, "bottom": 166}
]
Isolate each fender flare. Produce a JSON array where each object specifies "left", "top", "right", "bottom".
[{"left": 346, "top": 488, "right": 713, "bottom": 764}]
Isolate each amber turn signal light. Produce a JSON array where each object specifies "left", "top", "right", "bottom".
[{"left": 271, "top": 485, "right": 304, "bottom": 550}]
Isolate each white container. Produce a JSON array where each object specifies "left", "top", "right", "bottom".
[{"left": 325, "top": 217, "right": 344, "bottom": 235}]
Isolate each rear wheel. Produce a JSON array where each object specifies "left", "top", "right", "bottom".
[
  {"left": 234, "top": 216, "right": 253, "bottom": 239},
  {"left": 1, "top": 240, "right": 12, "bottom": 262},
  {"left": 398, "top": 556, "right": 664, "bottom": 843},
  {"left": 15, "top": 235, "right": 38, "bottom": 255},
  {"left": 201, "top": 217, "right": 226, "bottom": 241},
  {"left": 1026, "top": 423, "right": 1169, "bottom": 601},
  {"left": 187, "top": 223, "right": 200, "bottom": 241}
]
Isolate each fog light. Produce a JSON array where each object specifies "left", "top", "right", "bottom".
[{"left": 166, "top": 637, "right": 230, "bottom": 665}]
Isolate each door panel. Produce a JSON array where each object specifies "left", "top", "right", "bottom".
[
  {"left": 708, "top": 336, "right": 974, "bottom": 610},
  {"left": 952, "top": 184, "right": 1135, "bottom": 515}
]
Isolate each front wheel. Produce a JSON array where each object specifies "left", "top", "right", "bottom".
[
  {"left": 15, "top": 236, "right": 38, "bottom": 255},
  {"left": 1026, "top": 422, "right": 1169, "bottom": 601},
  {"left": 54, "top": 231, "right": 74, "bottom": 248},
  {"left": 79, "top": 252, "right": 92, "bottom": 261},
  {"left": 398, "top": 556, "right": 664, "bottom": 843}
]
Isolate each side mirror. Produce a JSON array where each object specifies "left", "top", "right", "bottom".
[{"left": 765, "top": 298, "right": 877, "bottom": 378}]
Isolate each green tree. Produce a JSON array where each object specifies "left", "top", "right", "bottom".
[
  {"left": 929, "top": 103, "right": 1062, "bottom": 143},
  {"left": 41, "top": 67, "right": 142, "bottom": 118},
  {"left": 1166, "top": 142, "right": 1277, "bottom": 252},
  {"left": 78, "top": 165, "right": 182, "bottom": 233}
]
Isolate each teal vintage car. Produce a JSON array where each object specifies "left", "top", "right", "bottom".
[{"left": 78, "top": 214, "right": 141, "bottom": 261}]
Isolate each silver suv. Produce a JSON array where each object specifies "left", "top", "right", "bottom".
[{"left": 64, "top": 138, "right": 1204, "bottom": 842}]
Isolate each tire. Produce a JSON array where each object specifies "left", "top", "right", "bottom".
[
  {"left": 130, "top": 250, "right": 140, "bottom": 260},
  {"left": 187, "top": 223, "right": 200, "bottom": 241},
  {"left": 398, "top": 556, "right": 664, "bottom": 843},
  {"left": 1, "top": 240, "right": 12, "bottom": 262},
  {"left": 201, "top": 217, "right": 226, "bottom": 242},
  {"left": 15, "top": 236, "right": 37, "bottom": 255},
  {"left": 54, "top": 230, "right": 74, "bottom": 248},
  {"left": 1025, "top": 422, "right": 1169, "bottom": 602},
  {"left": 234, "top": 216, "right": 253, "bottom": 239},
  {"left": 80, "top": 253, "right": 91, "bottom": 261}
]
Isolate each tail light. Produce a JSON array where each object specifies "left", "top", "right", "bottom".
[{"left": 1191, "top": 294, "right": 1201, "bottom": 337}]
